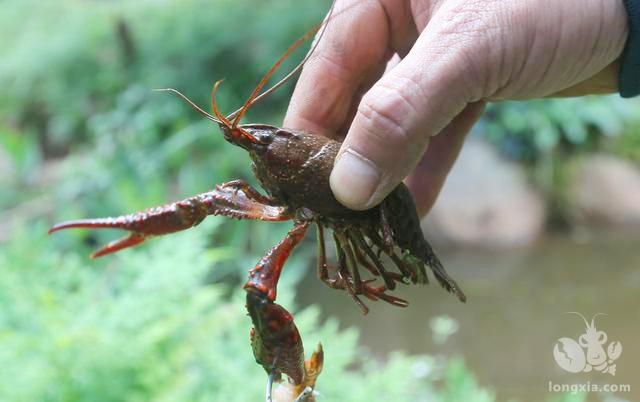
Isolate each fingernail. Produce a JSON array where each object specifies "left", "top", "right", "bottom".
[{"left": 330, "top": 150, "right": 380, "bottom": 210}]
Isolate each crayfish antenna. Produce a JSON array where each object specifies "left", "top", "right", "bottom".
[
  {"left": 210, "top": 80, "right": 232, "bottom": 127},
  {"left": 153, "top": 88, "right": 221, "bottom": 124},
  {"left": 229, "top": 24, "right": 318, "bottom": 128},
  {"left": 154, "top": 0, "right": 339, "bottom": 131},
  {"left": 210, "top": 80, "right": 260, "bottom": 145},
  {"left": 228, "top": 0, "right": 337, "bottom": 127}
]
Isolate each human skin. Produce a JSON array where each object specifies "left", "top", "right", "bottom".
[{"left": 283, "top": 0, "right": 629, "bottom": 215}]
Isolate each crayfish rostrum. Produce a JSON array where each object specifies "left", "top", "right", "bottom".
[{"left": 49, "top": 10, "right": 465, "bottom": 402}]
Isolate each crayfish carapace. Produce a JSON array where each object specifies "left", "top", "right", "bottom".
[{"left": 49, "top": 5, "right": 465, "bottom": 401}]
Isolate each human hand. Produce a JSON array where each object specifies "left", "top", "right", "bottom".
[{"left": 284, "top": 0, "right": 628, "bottom": 214}]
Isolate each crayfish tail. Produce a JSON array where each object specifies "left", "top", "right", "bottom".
[
  {"left": 428, "top": 257, "right": 467, "bottom": 303},
  {"left": 381, "top": 183, "right": 467, "bottom": 302},
  {"left": 407, "top": 243, "right": 466, "bottom": 302}
]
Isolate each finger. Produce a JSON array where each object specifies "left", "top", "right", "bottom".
[
  {"left": 283, "top": 0, "right": 390, "bottom": 138},
  {"left": 406, "top": 101, "right": 486, "bottom": 216},
  {"left": 333, "top": 53, "right": 403, "bottom": 138},
  {"left": 330, "top": 3, "right": 488, "bottom": 210}
]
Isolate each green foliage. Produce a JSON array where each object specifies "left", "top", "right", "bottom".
[
  {"left": 0, "top": 0, "right": 326, "bottom": 272},
  {"left": 0, "top": 221, "right": 500, "bottom": 402},
  {"left": 1, "top": 0, "right": 325, "bottom": 149},
  {"left": 0, "top": 1, "right": 623, "bottom": 400},
  {"left": 0, "top": 127, "right": 42, "bottom": 208},
  {"left": 607, "top": 124, "right": 640, "bottom": 164},
  {"left": 482, "top": 96, "right": 640, "bottom": 163},
  {"left": 481, "top": 97, "right": 640, "bottom": 216}
]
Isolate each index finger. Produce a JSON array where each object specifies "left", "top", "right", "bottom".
[{"left": 283, "top": 0, "right": 390, "bottom": 138}]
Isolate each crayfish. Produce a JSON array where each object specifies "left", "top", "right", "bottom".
[{"left": 49, "top": 6, "right": 465, "bottom": 401}]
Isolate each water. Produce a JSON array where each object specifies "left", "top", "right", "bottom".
[{"left": 296, "top": 231, "right": 640, "bottom": 402}]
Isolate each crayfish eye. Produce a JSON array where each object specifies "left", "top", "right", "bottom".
[
  {"left": 257, "top": 132, "right": 273, "bottom": 144},
  {"left": 240, "top": 125, "right": 277, "bottom": 146}
]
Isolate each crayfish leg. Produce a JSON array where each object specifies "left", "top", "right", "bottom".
[
  {"left": 334, "top": 230, "right": 363, "bottom": 294},
  {"left": 244, "top": 222, "right": 311, "bottom": 387},
  {"left": 245, "top": 222, "right": 309, "bottom": 301}
]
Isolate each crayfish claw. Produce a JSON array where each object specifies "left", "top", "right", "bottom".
[
  {"left": 91, "top": 232, "right": 147, "bottom": 258},
  {"left": 48, "top": 218, "right": 119, "bottom": 234},
  {"left": 292, "top": 387, "right": 314, "bottom": 402},
  {"left": 266, "top": 369, "right": 277, "bottom": 402},
  {"left": 49, "top": 217, "right": 152, "bottom": 258},
  {"left": 305, "top": 343, "right": 324, "bottom": 383},
  {"left": 49, "top": 218, "right": 150, "bottom": 258}
]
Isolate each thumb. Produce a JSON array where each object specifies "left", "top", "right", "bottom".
[{"left": 329, "top": 7, "right": 486, "bottom": 210}]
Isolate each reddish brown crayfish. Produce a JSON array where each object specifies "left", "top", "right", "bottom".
[{"left": 49, "top": 9, "right": 466, "bottom": 402}]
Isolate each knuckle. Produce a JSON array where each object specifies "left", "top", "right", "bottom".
[
  {"left": 358, "top": 81, "right": 420, "bottom": 146},
  {"left": 440, "top": 0, "right": 500, "bottom": 36},
  {"left": 308, "top": 52, "right": 355, "bottom": 86},
  {"left": 431, "top": 0, "right": 506, "bottom": 98}
]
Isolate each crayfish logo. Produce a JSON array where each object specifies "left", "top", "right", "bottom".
[{"left": 553, "top": 312, "right": 622, "bottom": 376}]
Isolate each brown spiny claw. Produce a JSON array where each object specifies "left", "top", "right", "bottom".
[
  {"left": 48, "top": 182, "right": 290, "bottom": 258},
  {"left": 48, "top": 198, "right": 209, "bottom": 258},
  {"left": 247, "top": 291, "right": 324, "bottom": 402},
  {"left": 298, "top": 344, "right": 324, "bottom": 395},
  {"left": 272, "top": 344, "right": 324, "bottom": 402},
  {"left": 247, "top": 292, "right": 305, "bottom": 385}
]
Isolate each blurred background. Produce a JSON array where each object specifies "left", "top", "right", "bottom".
[{"left": 1, "top": 1, "right": 638, "bottom": 401}]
